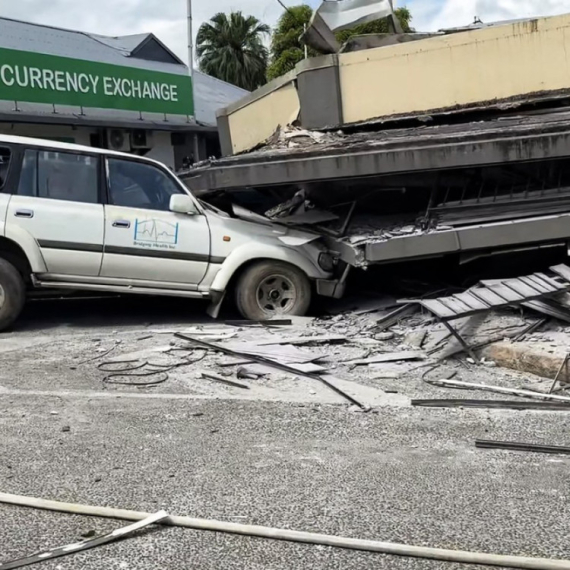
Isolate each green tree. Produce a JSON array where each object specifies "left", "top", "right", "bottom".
[
  {"left": 267, "top": 5, "right": 318, "bottom": 81},
  {"left": 197, "top": 12, "right": 270, "bottom": 91},
  {"left": 336, "top": 7, "right": 413, "bottom": 44},
  {"left": 267, "top": 5, "right": 414, "bottom": 81}
]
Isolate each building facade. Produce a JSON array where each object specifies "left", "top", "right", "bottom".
[{"left": 0, "top": 17, "right": 248, "bottom": 170}]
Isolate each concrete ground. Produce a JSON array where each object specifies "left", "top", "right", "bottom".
[{"left": 1, "top": 296, "right": 570, "bottom": 570}]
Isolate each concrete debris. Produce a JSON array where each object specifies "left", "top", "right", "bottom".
[{"left": 201, "top": 372, "right": 250, "bottom": 390}]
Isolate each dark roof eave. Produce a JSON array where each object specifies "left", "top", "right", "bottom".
[{"left": 0, "top": 112, "right": 217, "bottom": 133}]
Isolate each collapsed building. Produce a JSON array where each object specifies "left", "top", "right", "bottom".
[{"left": 182, "top": 13, "right": 570, "bottom": 275}]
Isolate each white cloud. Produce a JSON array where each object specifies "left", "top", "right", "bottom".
[
  {"left": 0, "top": 0, "right": 307, "bottom": 64},
  {"left": 413, "top": 0, "right": 570, "bottom": 31},
  {"left": 3, "top": 0, "right": 570, "bottom": 62}
]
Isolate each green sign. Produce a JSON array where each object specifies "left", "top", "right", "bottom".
[{"left": 0, "top": 47, "right": 193, "bottom": 116}]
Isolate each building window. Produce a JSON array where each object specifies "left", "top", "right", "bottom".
[
  {"left": 17, "top": 150, "right": 99, "bottom": 204},
  {"left": 107, "top": 158, "right": 182, "bottom": 211},
  {"left": 0, "top": 147, "right": 12, "bottom": 190}
]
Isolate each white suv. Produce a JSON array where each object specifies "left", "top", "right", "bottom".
[{"left": 0, "top": 135, "right": 345, "bottom": 331}]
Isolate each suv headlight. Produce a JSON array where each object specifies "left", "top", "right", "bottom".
[{"left": 318, "top": 252, "right": 336, "bottom": 272}]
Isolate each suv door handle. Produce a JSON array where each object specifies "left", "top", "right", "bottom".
[
  {"left": 112, "top": 220, "right": 131, "bottom": 228},
  {"left": 15, "top": 209, "right": 34, "bottom": 218}
]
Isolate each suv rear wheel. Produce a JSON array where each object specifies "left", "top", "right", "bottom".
[
  {"left": 0, "top": 258, "right": 26, "bottom": 331},
  {"left": 235, "top": 261, "right": 311, "bottom": 321}
]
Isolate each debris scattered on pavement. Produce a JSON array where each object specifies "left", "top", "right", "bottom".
[{"left": 175, "top": 333, "right": 369, "bottom": 410}]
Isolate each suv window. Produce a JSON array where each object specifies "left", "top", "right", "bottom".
[
  {"left": 17, "top": 149, "right": 99, "bottom": 204},
  {"left": 107, "top": 158, "right": 182, "bottom": 211},
  {"left": 0, "top": 147, "right": 12, "bottom": 190}
]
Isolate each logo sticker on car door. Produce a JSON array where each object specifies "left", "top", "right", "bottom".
[{"left": 134, "top": 219, "right": 179, "bottom": 250}]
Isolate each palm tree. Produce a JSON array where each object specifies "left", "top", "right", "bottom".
[{"left": 197, "top": 12, "right": 270, "bottom": 91}]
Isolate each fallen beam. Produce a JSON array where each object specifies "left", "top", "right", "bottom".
[
  {"left": 174, "top": 333, "right": 369, "bottom": 410},
  {"left": 475, "top": 440, "right": 570, "bottom": 455},
  {"left": 1, "top": 493, "right": 570, "bottom": 570},
  {"left": 412, "top": 400, "right": 570, "bottom": 411},
  {"left": 0, "top": 510, "right": 167, "bottom": 570}
]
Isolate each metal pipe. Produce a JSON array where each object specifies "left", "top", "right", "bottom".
[
  {"left": 187, "top": 0, "right": 193, "bottom": 75},
  {"left": 2, "top": 493, "right": 570, "bottom": 569}
]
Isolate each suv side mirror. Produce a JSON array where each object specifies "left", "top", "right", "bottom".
[{"left": 170, "top": 194, "right": 199, "bottom": 215}]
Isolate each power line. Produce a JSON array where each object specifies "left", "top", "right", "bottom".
[{"left": 274, "top": 0, "right": 296, "bottom": 18}]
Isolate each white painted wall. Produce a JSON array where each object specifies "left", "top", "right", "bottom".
[{"left": 144, "top": 131, "right": 175, "bottom": 170}]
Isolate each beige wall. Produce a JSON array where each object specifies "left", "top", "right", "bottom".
[
  {"left": 218, "top": 13, "right": 570, "bottom": 155},
  {"left": 226, "top": 81, "right": 300, "bottom": 155},
  {"left": 339, "top": 14, "right": 570, "bottom": 124},
  {"left": 145, "top": 131, "right": 175, "bottom": 170}
]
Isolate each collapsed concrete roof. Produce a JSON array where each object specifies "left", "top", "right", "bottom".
[{"left": 184, "top": 110, "right": 570, "bottom": 193}]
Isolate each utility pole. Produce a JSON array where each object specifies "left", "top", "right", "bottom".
[{"left": 187, "top": 0, "right": 193, "bottom": 75}]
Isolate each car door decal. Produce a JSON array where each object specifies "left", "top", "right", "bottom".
[{"left": 134, "top": 218, "right": 179, "bottom": 250}]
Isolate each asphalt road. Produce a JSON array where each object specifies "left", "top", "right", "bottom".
[{"left": 1, "top": 297, "right": 570, "bottom": 569}]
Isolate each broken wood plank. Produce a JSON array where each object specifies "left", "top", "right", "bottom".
[
  {"left": 503, "top": 278, "right": 547, "bottom": 299},
  {"left": 469, "top": 288, "right": 510, "bottom": 307},
  {"left": 348, "top": 351, "right": 425, "bottom": 365},
  {"left": 420, "top": 299, "right": 457, "bottom": 319},
  {"left": 453, "top": 292, "right": 490, "bottom": 311},
  {"left": 437, "top": 297, "right": 473, "bottom": 315},
  {"left": 520, "top": 275, "right": 554, "bottom": 294},
  {"left": 487, "top": 283, "right": 525, "bottom": 303},
  {"left": 550, "top": 264, "right": 570, "bottom": 283},
  {"left": 534, "top": 272, "right": 569, "bottom": 291}
]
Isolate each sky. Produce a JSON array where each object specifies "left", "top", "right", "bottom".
[{"left": 2, "top": 0, "right": 570, "bottom": 64}]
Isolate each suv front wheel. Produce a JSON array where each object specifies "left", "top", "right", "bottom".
[
  {"left": 0, "top": 258, "right": 26, "bottom": 332},
  {"left": 235, "top": 261, "right": 311, "bottom": 321}
]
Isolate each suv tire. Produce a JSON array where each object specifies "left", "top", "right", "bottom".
[
  {"left": 235, "top": 261, "right": 311, "bottom": 321},
  {"left": 0, "top": 258, "right": 26, "bottom": 332}
]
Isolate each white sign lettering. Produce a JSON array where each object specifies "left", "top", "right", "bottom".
[{"left": 0, "top": 63, "right": 180, "bottom": 103}]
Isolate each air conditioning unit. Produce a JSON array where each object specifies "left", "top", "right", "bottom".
[
  {"left": 107, "top": 129, "right": 131, "bottom": 152},
  {"left": 131, "top": 129, "right": 153, "bottom": 149}
]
